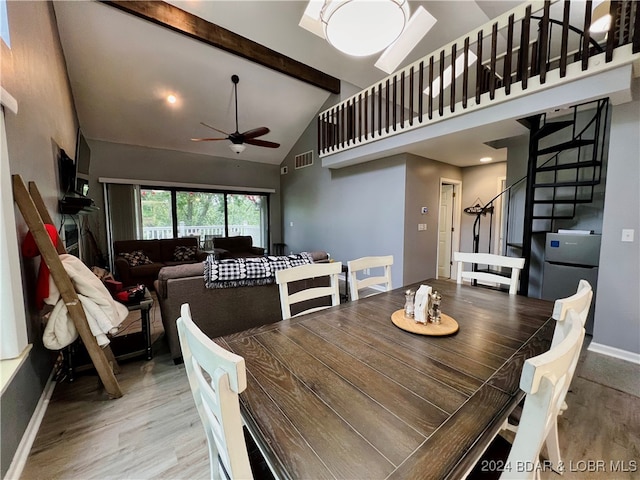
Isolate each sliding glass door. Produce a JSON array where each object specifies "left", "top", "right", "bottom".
[
  {"left": 139, "top": 187, "right": 269, "bottom": 248},
  {"left": 227, "top": 194, "right": 268, "bottom": 248}
]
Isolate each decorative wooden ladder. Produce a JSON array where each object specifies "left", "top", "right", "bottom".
[{"left": 12, "top": 174, "right": 123, "bottom": 398}]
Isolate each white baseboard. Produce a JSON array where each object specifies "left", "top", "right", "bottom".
[
  {"left": 4, "top": 370, "right": 56, "bottom": 480},
  {"left": 587, "top": 342, "right": 640, "bottom": 365}
]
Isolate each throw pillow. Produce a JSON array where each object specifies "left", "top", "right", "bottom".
[
  {"left": 174, "top": 245, "right": 197, "bottom": 261},
  {"left": 119, "top": 250, "right": 153, "bottom": 267}
]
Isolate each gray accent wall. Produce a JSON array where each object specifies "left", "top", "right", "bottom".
[
  {"left": 280, "top": 106, "right": 465, "bottom": 288},
  {"left": 87, "top": 140, "right": 282, "bottom": 258},
  {"left": 592, "top": 97, "right": 640, "bottom": 355},
  {"left": 1, "top": 2, "right": 77, "bottom": 477},
  {"left": 404, "top": 155, "right": 462, "bottom": 284},
  {"left": 281, "top": 116, "right": 407, "bottom": 287}
]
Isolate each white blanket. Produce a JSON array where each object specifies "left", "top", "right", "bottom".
[{"left": 43, "top": 254, "right": 128, "bottom": 350}]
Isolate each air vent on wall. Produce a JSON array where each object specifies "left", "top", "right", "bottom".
[{"left": 295, "top": 151, "right": 314, "bottom": 169}]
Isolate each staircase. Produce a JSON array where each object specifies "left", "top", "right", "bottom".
[{"left": 474, "top": 98, "right": 608, "bottom": 295}]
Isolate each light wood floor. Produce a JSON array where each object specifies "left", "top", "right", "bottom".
[{"left": 19, "top": 335, "right": 640, "bottom": 480}]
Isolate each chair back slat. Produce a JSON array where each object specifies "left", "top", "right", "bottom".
[
  {"left": 275, "top": 262, "right": 342, "bottom": 320},
  {"left": 347, "top": 255, "right": 393, "bottom": 301}
]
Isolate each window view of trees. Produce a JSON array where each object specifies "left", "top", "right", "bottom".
[{"left": 140, "top": 188, "right": 268, "bottom": 247}]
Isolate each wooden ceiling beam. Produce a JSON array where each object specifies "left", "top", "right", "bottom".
[{"left": 101, "top": 1, "right": 341, "bottom": 94}]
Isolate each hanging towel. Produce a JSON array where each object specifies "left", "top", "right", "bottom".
[{"left": 42, "top": 254, "right": 128, "bottom": 350}]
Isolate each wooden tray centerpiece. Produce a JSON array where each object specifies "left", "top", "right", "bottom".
[{"left": 391, "top": 309, "right": 459, "bottom": 336}]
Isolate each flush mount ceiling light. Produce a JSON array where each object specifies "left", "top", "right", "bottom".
[
  {"left": 320, "top": 0, "right": 410, "bottom": 57},
  {"left": 590, "top": 0, "right": 611, "bottom": 33},
  {"left": 166, "top": 94, "right": 177, "bottom": 104},
  {"left": 375, "top": 6, "right": 437, "bottom": 73}
]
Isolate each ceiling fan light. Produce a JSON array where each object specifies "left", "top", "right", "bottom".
[
  {"left": 229, "top": 143, "right": 246, "bottom": 154},
  {"left": 321, "top": 0, "right": 409, "bottom": 57}
]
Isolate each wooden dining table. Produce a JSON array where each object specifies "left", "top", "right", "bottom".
[{"left": 216, "top": 278, "right": 555, "bottom": 480}]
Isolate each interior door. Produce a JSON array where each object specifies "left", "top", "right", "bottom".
[{"left": 438, "top": 184, "right": 454, "bottom": 278}]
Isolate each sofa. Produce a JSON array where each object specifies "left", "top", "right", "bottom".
[
  {"left": 114, "top": 238, "right": 207, "bottom": 289},
  {"left": 209, "top": 235, "right": 265, "bottom": 259},
  {"left": 154, "top": 251, "right": 330, "bottom": 363}
]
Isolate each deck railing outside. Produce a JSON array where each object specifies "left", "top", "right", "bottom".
[
  {"left": 318, "top": 0, "right": 639, "bottom": 156},
  {"left": 142, "top": 224, "right": 263, "bottom": 246}
]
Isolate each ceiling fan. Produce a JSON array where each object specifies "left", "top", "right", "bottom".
[{"left": 191, "top": 74, "right": 280, "bottom": 154}]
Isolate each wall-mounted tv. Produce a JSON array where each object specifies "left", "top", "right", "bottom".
[
  {"left": 58, "top": 148, "right": 75, "bottom": 194},
  {"left": 75, "top": 128, "right": 91, "bottom": 196}
]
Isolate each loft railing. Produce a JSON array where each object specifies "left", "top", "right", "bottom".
[{"left": 318, "top": 0, "right": 639, "bottom": 156}]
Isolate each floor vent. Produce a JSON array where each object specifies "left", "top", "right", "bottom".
[{"left": 295, "top": 151, "right": 314, "bottom": 169}]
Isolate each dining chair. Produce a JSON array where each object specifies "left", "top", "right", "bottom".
[
  {"left": 177, "top": 303, "right": 263, "bottom": 480},
  {"left": 550, "top": 279, "right": 593, "bottom": 348},
  {"left": 468, "top": 309, "right": 586, "bottom": 479},
  {"left": 275, "top": 262, "right": 342, "bottom": 320},
  {"left": 503, "top": 279, "right": 593, "bottom": 451},
  {"left": 453, "top": 252, "right": 525, "bottom": 295},
  {"left": 347, "top": 255, "right": 393, "bottom": 300}
]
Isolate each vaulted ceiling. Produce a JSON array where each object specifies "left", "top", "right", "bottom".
[{"left": 54, "top": 1, "right": 524, "bottom": 167}]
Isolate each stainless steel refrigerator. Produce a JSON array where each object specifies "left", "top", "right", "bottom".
[{"left": 542, "top": 232, "right": 601, "bottom": 334}]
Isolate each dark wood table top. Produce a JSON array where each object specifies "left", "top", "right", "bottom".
[{"left": 217, "top": 278, "right": 555, "bottom": 480}]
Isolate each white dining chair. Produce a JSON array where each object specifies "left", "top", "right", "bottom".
[
  {"left": 453, "top": 252, "right": 525, "bottom": 295},
  {"left": 275, "top": 262, "right": 342, "bottom": 320},
  {"left": 501, "top": 279, "right": 593, "bottom": 467},
  {"left": 550, "top": 279, "right": 593, "bottom": 348},
  {"left": 177, "top": 303, "right": 257, "bottom": 480},
  {"left": 468, "top": 309, "right": 586, "bottom": 479},
  {"left": 347, "top": 255, "right": 393, "bottom": 300}
]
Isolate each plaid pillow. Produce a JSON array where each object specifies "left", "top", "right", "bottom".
[
  {"left": 174, "top": 245, "right": 196, "bottom": 261},
  {"left": 119, "top": 250, "right": 153, "bottom": 267}
]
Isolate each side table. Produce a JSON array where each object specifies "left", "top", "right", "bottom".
[
  {"left": 64, "top": 289, "right": 154, "bottom": 382},
  {"left": 126, "top": 290, "right": 153, "bottom": 361}
]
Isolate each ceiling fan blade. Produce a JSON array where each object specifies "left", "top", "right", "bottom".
[
  {"left": 200, "top": 122, "right": 230, "bottom": 136},
  {"left": 242, "top": 127, "right": 270, "bottom": 139},
  {"left": 191, "top": 137, "right": 228, "bottom": 142},
  {"left": 245, "top": 138, "right": 280, "bottom": 148}
]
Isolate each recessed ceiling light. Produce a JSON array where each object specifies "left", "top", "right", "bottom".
[
  {"left": 480, "top": 157, "right": 493, "bottom": 163},
  {"left": 167, "top": 94, "right": 177, "bottom": 104}
]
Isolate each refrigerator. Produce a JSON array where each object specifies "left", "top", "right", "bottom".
[{"left": 541, "top": 232, "right": 601, "bottom": 335}]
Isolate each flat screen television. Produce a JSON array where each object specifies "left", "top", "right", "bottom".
[
  {"left": 75, "top": 128, "right": 91, "bottom": 196},
  {"left": 58, "top": 148, "right": 75, "bottom": 194}
]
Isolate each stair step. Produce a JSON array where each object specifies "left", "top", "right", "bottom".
[
  {"left": 534, "top": 120, "right": 574, "bottom": 140},
  {"left": 533, "top": 180, "right": 600, "bottom": 188},
  {"left": 517, "top": 114, "right": 542, "bottom": 130},
  {"left": 533, "top": 198, "right": 594, "bottom": 204},
  {"left": 536, "top": 160, "right": 601, "bottom": 172},
  {"left": 537, "top": 138, "right": 595, "bottom": 155}
]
